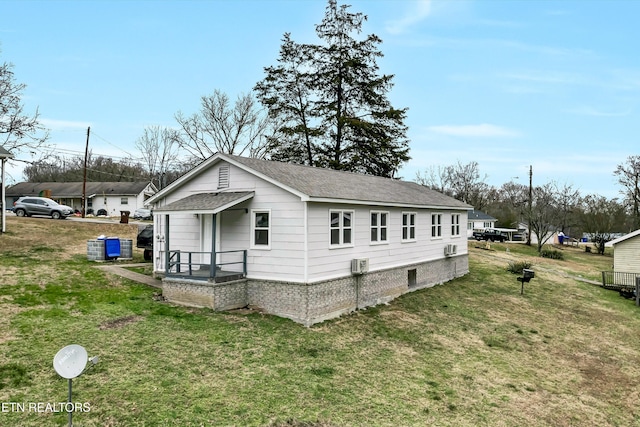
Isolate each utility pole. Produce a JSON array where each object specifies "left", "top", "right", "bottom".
[
  {"left": 82, "top": 127, "right": 90, "bottom": 218},
  {"left": 527, "top": 165, "right": 532, "bottom": 246}
]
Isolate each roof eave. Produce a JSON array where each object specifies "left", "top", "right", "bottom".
[
  {"left": 154, "top": 191, "right": 254, "bottom": 215},
  {"left": 306, "top": 196, "right": 472, "bottom": 210}
]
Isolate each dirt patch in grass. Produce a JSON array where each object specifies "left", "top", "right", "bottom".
[{"left": 98, "top": 315, "right": 144, "bottom": 330}]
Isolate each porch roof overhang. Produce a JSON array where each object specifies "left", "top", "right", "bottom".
[{"left": 153, "top": 191, "right": 254, "bottom": 215}]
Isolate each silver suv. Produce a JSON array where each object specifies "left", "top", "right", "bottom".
[{"left": 13, "top": 197, "right": 74, "bottom": 219}]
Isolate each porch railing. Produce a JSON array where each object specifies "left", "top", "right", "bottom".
[
  {"left": 601, "top": 271, "right": 640, "bottom": 291},
  {"left": 166, "top": 249, "right": 247, "bottom": 281}
]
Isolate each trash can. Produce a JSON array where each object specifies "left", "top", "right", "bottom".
[
  {"left": 104, "top": 237, "right": 121, "bottom": 260},
  {"left": 120, "top": 210, "right": 130, "bottom": 224}
]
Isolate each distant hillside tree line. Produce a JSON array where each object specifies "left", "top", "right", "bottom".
[{"left": 23, "top": 152, "right": 192, "bottom": 188}]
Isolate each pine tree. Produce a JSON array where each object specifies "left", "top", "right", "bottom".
[{"left": 255, "top": 0, "right": 410, "bottom": 177}]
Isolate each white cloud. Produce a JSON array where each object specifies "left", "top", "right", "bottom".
[
  {"left": 385, "top": 0, "right": 431, "bottom": 35},
  {"left": 427, "top": 124, "right": 520, "bottom": 138}
]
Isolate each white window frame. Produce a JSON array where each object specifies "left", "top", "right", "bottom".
[
  {"left": 402, "top": 212, "right": 417, "bottom": 242},
  {"left": 251, "top": 209, "right": 271, "bottom": 250},
  {"left": 431, "top": 213, "right": 442, "bottom": 239},
  {"left": 330, "top": 209, "right": 354, "bottom": 248},
  {"left": 121, "top": 197, "right": 129, "bottom": 205},
  {"left": 370, "top": 211, "right": 389, "bottom": 245},
  {"left": 451, "top": 213, "right": 461, "bottom": 237}
]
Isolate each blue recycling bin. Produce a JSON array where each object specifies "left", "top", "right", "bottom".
[{"left": 104, "top": 237, "right": 121, "bottom": 259}]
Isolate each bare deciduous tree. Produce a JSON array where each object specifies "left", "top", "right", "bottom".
[
  {"left": 135, "top": 126, "right": 182, "bottom": 189},
  {"left": 528, "top": 182, "right": 560, "bottom": 253},
  {"left": 415, "top": 161, "right": 489, "bottom": 209},
  {"left": 579, "top": 194, "right": 626, "bottom": 254},
  {"left": 174, "top": 90, "right": 270, "bottom": 161},
  {"left": 614, "top": 155, "right": 640, "bottom": 229},
  {"left": 0, "top": 59, "right": 49, "bottom": 154}
]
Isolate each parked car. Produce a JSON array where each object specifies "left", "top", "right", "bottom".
[
  {"left": 133, "top": 208, "right": 152, "bottom": 220},
  {"left": 472, "top": 228, "right": 507, "bottom": 242},
  {"left": 136, "top": 224, "right": 154, "bottom": 261},
  {"left": 13, "top": 197, "right": 74, "bottom": 219}
]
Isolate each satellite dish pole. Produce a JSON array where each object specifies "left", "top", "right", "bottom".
[{"left": 53, "top": 344, "right": 98, "bottom": 427}]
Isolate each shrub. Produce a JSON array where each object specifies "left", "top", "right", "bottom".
[
  {"left": 540, "top": 248, "right": 564, "bottom": 260},
  {"left": 507, "top": 260, "right": 533, "bottom": 274}
]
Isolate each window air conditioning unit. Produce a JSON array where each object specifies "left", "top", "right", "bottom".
[
  {"left": 444, "top": 244, "right": 458, "bottom": 256},
  {"left": 351, "top": 258, "right": 369, "bottom": 275}
]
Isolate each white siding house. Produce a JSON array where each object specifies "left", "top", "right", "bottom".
[
  {"left": 467, "top": 210, "right": 497, "bottom": 238},
  {"left": 608, "top": 230, "right": 640, "bottom": 274},
  {"left": 5, "top": 182, "right": 157, "bottom": 215},
  {"left": 145, "top": 153, "right": 472, "bottom": 325}
]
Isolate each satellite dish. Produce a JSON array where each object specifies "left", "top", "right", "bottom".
[{"left": 53, "top": 344, "right": 88, "bottom": 379}]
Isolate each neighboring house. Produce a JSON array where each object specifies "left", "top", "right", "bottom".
[
  {"left": 608, "top": 229, "right": 640, "bottom": 274},
  {"left": 516, "top": 222, "right": 551, "bottom": 245},
  {"left": 0, "top": 146, "right": 14, "bottom": 233},
  {"left": 145, "top": 153, "right": 473, "bottom": 326},
  {"left": 467, "top": 210, "right": 497, "bottom": 238},
  {"left": 5, "top": 182, "right": 157, "bottom": 215},
  {"left": 602, "top": 229, "right": 640, "bottom": 291}
]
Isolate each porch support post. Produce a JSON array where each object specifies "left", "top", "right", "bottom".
[
  {"left": 164, "top": 214, "right": 170, "bottom": 275},
  {"left": 211, "top": 213, "right": 217, "bottom": 279}
]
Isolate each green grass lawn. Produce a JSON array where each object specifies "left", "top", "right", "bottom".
[{"left": 0, "top": 217, "right": 638, "bottom": 426}]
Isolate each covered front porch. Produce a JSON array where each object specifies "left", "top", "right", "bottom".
[
  {"left": 166, "top": 248, "right": 247, "bottom": 282},
  {"left": 154, "top": 191, "right": 254, "bottom": 283}
]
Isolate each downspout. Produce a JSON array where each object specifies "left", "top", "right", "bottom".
[
  {"left": 304, "top": 201, "right": 309, "bottom": 321},
  {"left": 1, "top": 157, "right": 6, "bottom": 233},
  {"left": 211, "top": 213, "right": 217, "bottom": 279},
  {"left": 164, "top": 214, "right": 170, "bottom": 275}
]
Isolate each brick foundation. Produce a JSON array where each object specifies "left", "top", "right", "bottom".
[{"left": 162, "top": 255, "right": 469, "bottom": 326}]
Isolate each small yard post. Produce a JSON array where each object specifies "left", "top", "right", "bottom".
[{"left": 636, "top": 277, "right": 640, "bottom": 307}]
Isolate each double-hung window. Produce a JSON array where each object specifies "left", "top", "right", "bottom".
[
  {"left": 402, "top": 212, "right": 416, "bottom": 241},
  {"left": 370, "top": 211, "right": 388, "bottom": 244},
  {"left": 451, "top": 214, "right": 461, "bottom": 237},
  {"left": 330, "top": 210, "right": 353, "bottom": 246},
  {"left": 252, "top": 210, "right": 271, "bottom": 249},
  {"left": 431, "top": 213, "right": 442, "bottom": 238}
]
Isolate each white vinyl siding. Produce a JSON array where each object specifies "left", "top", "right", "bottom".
[
  {"left": 306, "top": 205, "right": 468, "bottom": 282},
  {"left": 613, "top": 236, "right": 640, "bottom": 274},
  {"left": 370, "top": 211, "right": 389, "bottom": 244},
  {"left": 153, "top": 162, "right": 305, "bottom": 282}
]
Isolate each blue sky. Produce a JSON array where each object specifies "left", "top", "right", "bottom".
[{"left": 1, "top": 0, "right": 638, "bottom": 199}]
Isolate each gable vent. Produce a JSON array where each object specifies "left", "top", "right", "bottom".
[{"left": 218, "top": 164, "right": 230, "bottom": 189}]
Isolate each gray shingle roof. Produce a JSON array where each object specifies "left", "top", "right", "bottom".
[
  {"left": 468, "top": 210, "right": 496, "bottom": 221},
  {"left": 154, "top": 191, "right": 254, "bottom": 213},
  {"left": 227, "top": 155, "right": 471, "bottom": 209},
  {"left": 6, "top": 182, "right": 152, "bottom": 198}
]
